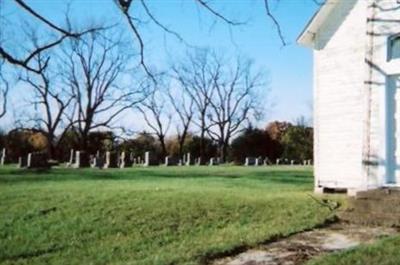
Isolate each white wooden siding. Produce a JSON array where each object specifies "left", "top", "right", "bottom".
[
  {"left": 364, "top": 0, "right": 400, "bottom": 188},
  {"left": 314, "top": 0, "right": 367, "bottom": 190}
]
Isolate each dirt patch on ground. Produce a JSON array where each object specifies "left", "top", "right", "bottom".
[{"left": 210, "top": 223, "right": 398, "bottom": 265}]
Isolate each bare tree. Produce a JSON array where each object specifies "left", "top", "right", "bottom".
[
  {"left": 167, "top": 86, "right": 195, "bottom": 158},
  {"left": 63, "top": 29, "right": 145, "bottom": 152},
  {"left": 115, "top": 0, "right": 245, "bottom": 78},
  {"left": 206, "top": 57, "right": 265, "bottom": 162},
  {"left": 137, "top": 86, "right": 172, "bottom": 157},
  {"left": 1, "top": 0, "right": 324, "bottom": 73},
  {"left": 0, "top": 61, "right": 9, "bottom": 120},
  {"left": 0, "top": 0, "right": 104, "bottom": 74},
  {"left": 172, "top": 49, "right": 220, "bottom": 161},
  {"left": 0, "top": 3, "right": 10, "bottom": 120},
  {"left": 19, "top": 48, "right": 75, "bottom": 159}
]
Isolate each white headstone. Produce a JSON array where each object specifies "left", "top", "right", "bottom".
[
  {"left": 185, "top": 153, "right": 191, "bottom": 166},
  {"left": 18, "top": 156, "right": 28, "bottom": 168},
  {"left": 27, "top": 153, "right": 32, "bottom": 168},
  {"left": 0, "top": 148, "right": 6, "bottom": 165},
  {"left": 69, "top": 149, "right": 74, "bottom": 163},
  {"left": 245, "top": 157, "right": 257, "bottom": 166},
  {"left": 209, "top": 158, "right": 219, "bottom": 166},
  {"left": 119, "top": 152, "right": 126, "bottom": 168},
  {"left": 103, "top": 151, "right": 110, "bottom": 169},
  {"left": 90, "top": 156, "right": 96, "bottom": 168},
  {"left": 73, "top": 151, "right": 81, "bottom": 168},
  {"left": 144, "top": 152, "right": 150, "bottom": 167}
]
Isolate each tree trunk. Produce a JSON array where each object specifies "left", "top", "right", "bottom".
[
  {"left": 46, "top": 135, "right": 55, "bottom": 160},
  {"left": 159, "top": 136, "right": 167, "bottom": 158}
]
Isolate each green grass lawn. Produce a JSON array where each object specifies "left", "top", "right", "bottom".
[{"left": 0, "top": 166, "right": 335, "bottom": 265}]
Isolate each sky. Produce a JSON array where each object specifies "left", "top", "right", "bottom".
[{"left": 1, "top": 0, "right": 320, "bottom": 131}]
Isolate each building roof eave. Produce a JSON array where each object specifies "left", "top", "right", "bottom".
[{"left": 297, "top": 0, "right": 341, "bottom": 49}]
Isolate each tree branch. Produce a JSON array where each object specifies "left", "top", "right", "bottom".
[{"left": 264, "top": 0, "right": 287, "bottom": 46}]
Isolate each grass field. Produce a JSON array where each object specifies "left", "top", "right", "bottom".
[{"left": 0, "top": 166, "right": 336, "bottom": 265}]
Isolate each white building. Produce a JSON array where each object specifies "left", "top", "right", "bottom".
[{"left": 298, "top": 0, "right": 400, "bottom": 195}]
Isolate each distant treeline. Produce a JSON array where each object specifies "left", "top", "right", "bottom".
[{"left": 0, "top": 121, "right": 312, "bottom": 164}]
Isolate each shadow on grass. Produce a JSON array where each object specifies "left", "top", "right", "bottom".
[
  {"left": 2, "top": 244, "right": 64, "bottom": 263},
  {"left": 0, "top": 166, "right": 313, "bottom": 186}
]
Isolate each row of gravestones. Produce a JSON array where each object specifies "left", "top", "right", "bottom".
[
  {"left": 18, "top": 152, "right": 50, "bottom": 169},
  {"left": 65, "top": 150, "right": 147, "bottom": 169},
  {"left": 0, "top": 148, "right": 52, "bottom": 169},
  {"left": 276, "top": 158, "right": 313, "bottom": 166},
  {"left": 66, "top": 150, "right": 222, "bottom": 168},
  {"left": 244, "top": 157, "right": 313, "bottom": 166},
  {"left": 164, "top": 155, "right": 222, "bottom": 166},
  {"left": 0, "top": 147, "right": 312, "bottom": 168},
  {"left": 65, "top": 150, "right": 176, "bottom": 169}
]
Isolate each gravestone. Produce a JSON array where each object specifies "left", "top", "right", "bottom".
[
  {"left": 124, "top": 152, "right": 133, "bottom": 167},
  {"left": 276, "top": 158, "right": 281, "bottom": 165},
  {"left": 209, "top": 157, "right": 219, "bottom": 166},
  {"left": 91, "top": 154, "right": 104, "bottom": 169},
  {"left": 72, "top": 151, "right": 80, "bottom": 168},
  {"left": 27, "top": 153, "right": 32, "bottom": 167},
  {"left": 245, "top": 157, "right": 256, "bottom": 166},
  {"left": 18, "top": 156, "right": 27, "bottom": 168},
  {"left": 143, "top": 152, "right": 158, "bottom": 167},
  {"left": 91, "top": 157, "right": 98, "bottom": 168},
  {"left": 142, "top": 151, "right": 159, "bottom": 167},
  {"left": 119, "top": 152, "right": 126, "bottom": 168},
  {"left": 73, "top": 151, "right": 90, "bottom": 168},
  {"left": 128, "top": 153, "right": 135, "bottom": 167},
  {"left": 66, "top": 149, "right": 75, "bottom": 167},
  {"left": 255, "top": 157, "right": 262, "bottom": 166},
  {"left": 118, "top": 152, "right": 133, "bottom": 168},
  {"left": 27, "top": 152, "right": 50, "bottom": 169},
  {"left": 0, "top": 148, "right": 6, "bottom": 165},
  {"left": 263, "top": 157, "right": 271, "bottom": 166},
  {"left": 185, "top": 153, "right": 191, "bottom": 166},
  {"left": 144, "top": 152, "right": 150, "bottom": 167},
  {"left": 90, "top": 155, "right": 96, "bottom": 168},
  {"left": 195, "top": 157, "right": 202, "bottom": 166},
  {"left": 104, "top": 151, "right": 118, "bottom": 169},
  {"left": 291, "top": 160, "right": 295, "bottom": 165},
  {"left": 165, "top": 156, "right": 180, "bottom": 166}
]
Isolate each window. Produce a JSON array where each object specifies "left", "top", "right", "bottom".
[{"left": 389, "top": 35, "right": 400, "bottom": 61}]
